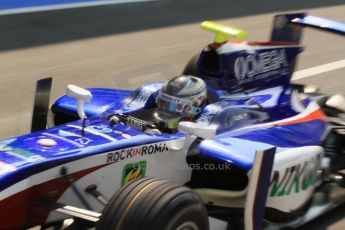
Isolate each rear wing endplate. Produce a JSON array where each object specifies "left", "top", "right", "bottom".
[{"left": 271, "top": 13, "right": 345, "bottom": 43}]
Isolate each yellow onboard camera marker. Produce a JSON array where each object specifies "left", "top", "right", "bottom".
[{"left": 200, "top": 21, "right": 248, "bottom": 43}]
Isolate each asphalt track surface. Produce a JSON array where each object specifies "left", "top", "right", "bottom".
[{"left": 1, "top": 0, "right": 345, "bottom": 229}]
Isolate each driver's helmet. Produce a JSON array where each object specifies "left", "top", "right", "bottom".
[{"left": 155, "top": 75, "right": 207, "bottom": 130}]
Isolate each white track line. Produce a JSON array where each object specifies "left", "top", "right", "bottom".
[
  {"left": 0, "top": 0, "right": 156, "bottom": 16},
  {"left": 293, "top": 59, "right": 345, "bottom": 80}
]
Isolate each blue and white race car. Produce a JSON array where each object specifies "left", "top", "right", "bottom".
[{"left": 1, "top": 13, "right": 345, "bottom": 230}]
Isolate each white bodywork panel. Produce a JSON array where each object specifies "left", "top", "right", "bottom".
[
  {"left": 266, "top": 146, "right": 323, "bottom": 212},
  {"left": 46, "top": 138, "right": 192, "bottom": 222}
]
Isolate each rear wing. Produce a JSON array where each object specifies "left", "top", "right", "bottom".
[
  {"left": 271, "top": 13, "right": 345, "bottom": 43},
  {"left": 291, "top": 15, "right": 345, "bottom": 36}
]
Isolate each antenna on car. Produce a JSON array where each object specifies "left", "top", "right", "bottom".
[
  {"left": 200, "top": 21, "right": 248, "bottom": 43},
  {"left": 66, "top": 85, "right": 92, "bottom": 136}
]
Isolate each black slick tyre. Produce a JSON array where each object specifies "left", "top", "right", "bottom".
[{"left": 96, "top": 177, "right": 209, "bottom": 230}]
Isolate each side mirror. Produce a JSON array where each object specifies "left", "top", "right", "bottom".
[
  {"left": 178, "top": 121, "right": 217, "bottom": 139},
  {"left": 169, "top": 121, "right": 217, "bottom": 152},
  {"left": 326, "top": 94, "right": 345, "bottom": 112},
  {"left": 66, "top": 84, "right": 92, "bottom": 119}
]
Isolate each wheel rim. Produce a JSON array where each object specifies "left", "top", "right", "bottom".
[{"left": 176, "top": 221, "right": 199, "bottom": 230}]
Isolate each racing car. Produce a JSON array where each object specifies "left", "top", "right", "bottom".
[{"left": 1, "top": 12, "right": 345, "bottom": 230}]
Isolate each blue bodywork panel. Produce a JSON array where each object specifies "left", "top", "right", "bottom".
[
  {"left": 234, "top": 120, "right": 327, "bottom": 148},
  {"left": 52, "top": 83, "right": 163, "bottom": 118},
  {"left": 199, "top": 118, "right": 327, "bottom": 171},
  {"left": 198, "top": 137, "right": 276, "bottom": 171},
  {"left": 0, "top": 117, "right": 183, "bottom": 191},
  {"left": 102, "top": 83, "right": 163, "bottom": 116},
  {"left": 196, "top": 45, "right": 303, "bottom": 95},
  {"left": 53, "top": 88, "right": 132, "bottom": 117}
]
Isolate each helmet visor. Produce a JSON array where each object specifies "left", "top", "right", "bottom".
[{"left": 156, "top": 91, "right": 204, "bottom": 117}]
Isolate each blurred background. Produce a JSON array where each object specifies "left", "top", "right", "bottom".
[{"left": 1, "top": 1, "right": 345, "bottom": 228}]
